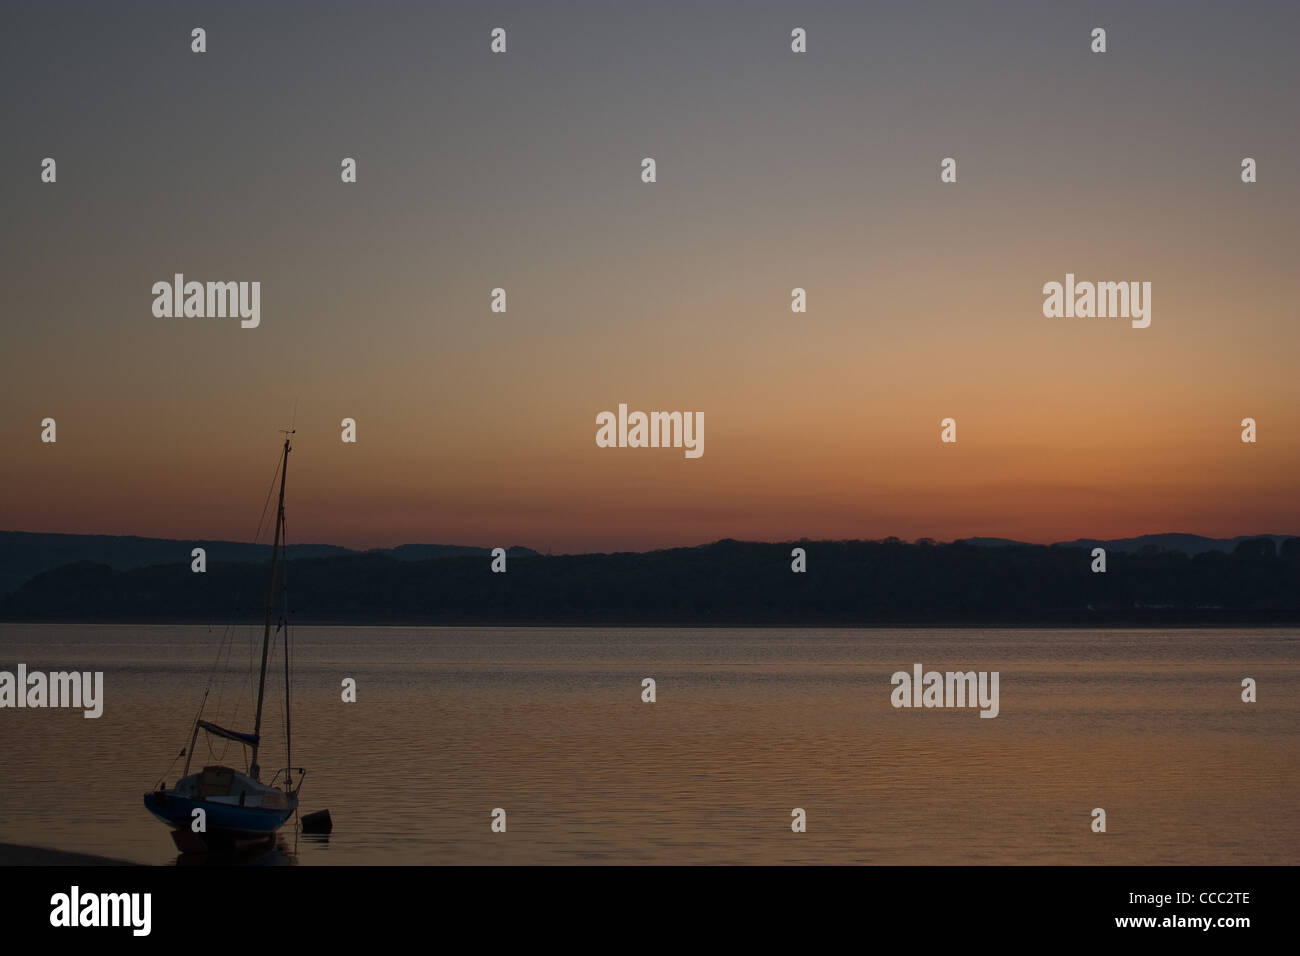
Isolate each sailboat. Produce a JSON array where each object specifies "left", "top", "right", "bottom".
[{"left": 144, "top": 433, "right": 304, "bottom": 849}]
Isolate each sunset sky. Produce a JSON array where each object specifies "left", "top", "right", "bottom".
[{"left": 2, "top": 1, "right": 1297, "bottom": 553}]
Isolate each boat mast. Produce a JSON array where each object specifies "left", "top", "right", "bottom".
[
  {"left": 282, "top": 488, "right": 293, "bottom": 790},
  {"left": 250, "top": 435, "right": 291, "bottom": 780}
]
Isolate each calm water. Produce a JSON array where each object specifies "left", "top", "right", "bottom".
[{"left": 1, "top": 625, "right": 1297, "bottom": 865}]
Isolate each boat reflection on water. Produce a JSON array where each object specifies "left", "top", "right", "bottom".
[{"left": 172, "top": 831, "right": 320, "bottom": 866}]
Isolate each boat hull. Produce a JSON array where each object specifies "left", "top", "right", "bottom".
[{"left": 144, "top": 790, "right": 296, "bottom": 836}]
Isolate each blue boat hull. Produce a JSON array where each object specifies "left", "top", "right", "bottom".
[{"left": 144, "top": 791, "right": 294, "bottom": 836}]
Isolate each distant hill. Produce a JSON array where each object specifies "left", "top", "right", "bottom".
[
  {"left": 1049, "top": 533, "right": 1296, "bottom": 555},
  {"left": 954, "top": 537, "right": 1026, "bottom": 548},
  {"left": 955, "top": 533, "right": 1297, "bottom": 555},
  {"left": 3, "top": 536, "right": 1297, "bottom": 626},
  {"left": 0, "top": 531, "right": 538, "bottom": 597}
]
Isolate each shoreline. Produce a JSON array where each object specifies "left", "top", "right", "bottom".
[
  {"left": 0, "top": 842, "right": 140, "bottom": 867},
  {"left": 2, "top": 618, "right": 1299, "bottom": 629}
]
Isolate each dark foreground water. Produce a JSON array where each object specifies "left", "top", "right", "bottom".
[{"left": 0, "top": 625, "right": 1296, "bottom": 865}]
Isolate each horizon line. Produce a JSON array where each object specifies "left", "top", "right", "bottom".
[{"left": 4, "top": 526, "right": 1298, "bottom": 558}]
